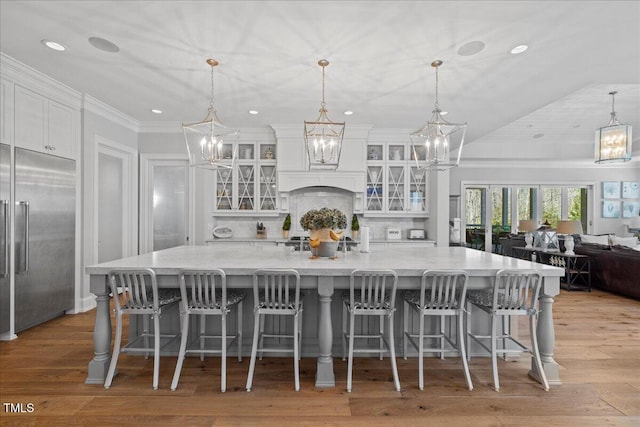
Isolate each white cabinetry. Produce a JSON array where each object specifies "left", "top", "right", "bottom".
[
  {"left": 213, "top": 142, "right": 278, "bottom": 215},
  {"left": 365, "top": 142, "right": 429, "bottom": 217},
  {"left": 14, "top": 85, "right": 76, "bottom": 159},
  {"left": 1, "top": 78, "right": 12, "bottom": 145}
]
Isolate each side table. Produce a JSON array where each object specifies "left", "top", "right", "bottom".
[{"left": 511, "top": 247, "right": 591, "bottom": 292}]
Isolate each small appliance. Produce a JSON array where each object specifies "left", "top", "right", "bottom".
[
  {"left": 408, "top": 229, "right": 426, "bottom": 240},
  {"left": 386, "top": 227, "right": 402, "bottom": 240}
]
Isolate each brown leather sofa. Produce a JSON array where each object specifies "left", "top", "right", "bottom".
[{"left": 574, "top": 242, "right": 640, "bottom": 300}]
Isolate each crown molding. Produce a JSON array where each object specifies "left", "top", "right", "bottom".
[
  {"left": 458, "top": 157, "right": 640, "bottom": 169},
  {"left": 82, "top": 94, "right": 139, "bottom": 132},
  {"left": 0, "top": 52, "right": 81, "bottom": 110}
]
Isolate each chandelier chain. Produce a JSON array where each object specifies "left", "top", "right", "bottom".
[
  {"left": 210, "top": 65, "right": 216, "bottom": 109},
  {"left": 321, "top": 63, "right": 326, "bottom": 109}
]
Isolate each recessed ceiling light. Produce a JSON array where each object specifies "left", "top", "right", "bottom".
[
  {"left": 248, "top": 110, "right": 259, "bottom": 115},
  {"left": 457, "top": 40, "right": 485, "bottom": 56},
  {"left": 344, "top": 110, "right": 353, "bottom": 116},
  {"left": 41, "top": 39, "right": 66, "bottom": 51},
  {"left": 151, "top": 109, "right": 162, "bottom": 114},
  {"left": 533, "top": 133, "right": 544, "bottom": 139},
  {"left": 88, "top": 36, "right": 120, "bottom": 53},
  {"left": 510, "top": 44, "right": 529, "bottom": 55}
]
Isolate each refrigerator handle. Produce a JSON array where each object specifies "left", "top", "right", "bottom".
[
  {"left": 16, "top": 201, "right": 29, "bottom": 274},
  {"left": 1, "top": 200, "right": 8, "bottom": 278},
  {"left": 23, "top": 202, "right": 29, "bottom": 273}
]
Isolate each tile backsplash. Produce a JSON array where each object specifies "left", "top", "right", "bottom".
[{"left": 210, "top": 187, "right": 427, "bottom": 240}]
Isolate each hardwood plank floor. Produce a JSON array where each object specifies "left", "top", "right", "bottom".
[{"left": 1, "top": 289, "right": 639, "bottom": 426}]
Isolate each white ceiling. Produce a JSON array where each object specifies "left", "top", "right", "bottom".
[{"left": 1, "top": 0, "right": 639, "bottom": 163}]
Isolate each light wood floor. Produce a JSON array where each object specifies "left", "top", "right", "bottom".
[{"left": 1, "top": 289, "right": 639, "bottom": 426}]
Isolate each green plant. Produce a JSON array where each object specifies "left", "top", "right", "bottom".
[
  {"left": 351, "top": 214, "right": 359, "bottom": 231},
  {"left": 282, "top": 214, "right": 291, "bottom": 231},
  {"left": 300, "top": 207, "right": 347, "bottom": 231}
]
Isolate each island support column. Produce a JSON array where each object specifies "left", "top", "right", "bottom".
[
  {"left": 85, "top": 275, "right": 112, "bottom": 384},
  {"left": 316, "top": 276, "right": 335, "bottom": 387},
  {"left": 529, "top": 276, "right": 561, "bottom": 386}
]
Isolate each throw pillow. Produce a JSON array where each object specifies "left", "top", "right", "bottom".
[
  {"left": 609, "top": 235, "right": 639, "bottom": 249},
  {"left": 580, "top": 234, "right": 609, "bottom": 245}
]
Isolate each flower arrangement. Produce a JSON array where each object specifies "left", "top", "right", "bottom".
[{"left": 300, "top": 207, "right": 347, "bottom": 231}]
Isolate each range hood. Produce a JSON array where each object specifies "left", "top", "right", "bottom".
[{"left": 278, "top": 170, "right": 365, "bottom": 193}]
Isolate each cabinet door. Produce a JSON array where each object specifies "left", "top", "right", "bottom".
[
  {"left": 258, "top": 164, "right": 277, "bottom": 211},
  {"left": 365, "top": 164, "right": 384, "bottom": 212},
  {"left": 14, "top": 86, "right": 46, "bottom": 152},
  {"left": 237, "top": 163, "right": 256, "bottom": 211},
  {"left": 0, "top": 78, "right": 11, "bottom": 145},
  {"left": 215, "top": 168, "right": 234, "bottom": 211},
  {"left": 408, "top": 166, "right": 428, "bottom": 214},
  {"left": 386, "top": 165, "right": 406, "bottom": 212},
  {"left": 48, "top": 100, "right": 75, "bottom": 158}
]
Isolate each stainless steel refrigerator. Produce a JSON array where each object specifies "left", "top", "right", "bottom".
[{"left": 0, "top": 143, "right": 75, "bottom": 335}]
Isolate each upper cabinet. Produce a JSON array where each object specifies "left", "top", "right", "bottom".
[
  {"left": 365, "top": 141, "right": 429, "bottom": 217},
  {"left": 14, "top": 86, "right": 77, "bottom": 159},
  {"left": 213, "top": 142, "right": 278, "bottom": 215}
]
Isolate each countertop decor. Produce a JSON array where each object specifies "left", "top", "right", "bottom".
[{"left": 300, "top": 207, "right": 347, "bottom": 258}]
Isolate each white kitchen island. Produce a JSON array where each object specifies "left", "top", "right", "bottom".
[{"left": 85, "top": 245, "right": 564, "bottom": 388}]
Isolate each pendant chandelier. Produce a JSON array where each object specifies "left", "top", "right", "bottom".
[
  {"left": 183, "top": 59, "right": 238, "bottom": 169},
  {"left": 410, "top": 60, "right": 466, "bottom": 171},
  {"left": 595, "top": 91, "right": 632, "bottom": 163},
  {"left": 304, "top": 59, "right": 345, "bottom": 170}
]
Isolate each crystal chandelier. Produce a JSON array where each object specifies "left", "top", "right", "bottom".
[
  {"left": 410, "top": 60, "right": 466, "bottom": 170},
  {"left": 595, "top": 91, "right": 632, "bottom": 163},
  {"left": 183, "top": 59, "right": 238, "bottom": 169},
  {"left": 304, "top": 59, "right": 345, "bottom": 170}
]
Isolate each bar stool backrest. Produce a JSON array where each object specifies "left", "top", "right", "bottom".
[
  {"left": 109, "top": 268, "right": 159, "bottom": 312},
  {"left": 180, "top": 269, "right": 227, "bottom": 311},
  {"left": 420, "top": 270, "right": 468, "bottom": 310},
  {"left": 253, "top": 269, "right": 301, "bottom": 311},
  {"left": 494, "top": 269, "right": 542, "bottom": 313},
  {"left": 350, "top": 269, "right": 397, "bottom": 312}
]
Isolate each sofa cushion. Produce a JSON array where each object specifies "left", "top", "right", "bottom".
[{"left": 580, "top": 234, "right": 609, "bottom": 245}]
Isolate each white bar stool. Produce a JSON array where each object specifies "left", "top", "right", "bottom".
[
  {"left": 246, "top": 269, "right": 303, "bottom": 392},
  {"left": 170, "top": 269, "right": 245, "bottom": 392},
  {"left": 402, "top": 270, "right": 473, "bottom": 390}
]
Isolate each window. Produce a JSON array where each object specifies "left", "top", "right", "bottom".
[{"left": 463, "top": 183, "right": 592, "bottom": 252}]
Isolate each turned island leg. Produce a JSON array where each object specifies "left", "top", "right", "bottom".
[
  {"left": 316, "top": 276, "right": 335, "bottom": 387},
  {"left": 85, "top": 275, "right": 112, "bottom": 384},
  {"left": 529, "top": 276, "right": 561, "bottom": 386}
]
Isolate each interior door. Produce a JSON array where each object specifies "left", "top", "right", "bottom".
[
  {"left": 97, "top": 151, "right": 124, "bottom": 263},
  {"left": 150, "top": 161, "right": 189, "bottom": 251}
]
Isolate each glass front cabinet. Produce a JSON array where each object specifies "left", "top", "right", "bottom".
[
  {"left": 213, "top": 142, "right": 278, "bottom": 214},
  {"left": 365, "top": 142, "right": 429, "bottom": 216}
]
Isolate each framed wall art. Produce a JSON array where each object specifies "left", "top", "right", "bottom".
[
  {"left": 622, "top": 201, "right": 640, "bottom": 218},
  {"left": 622, "top": 181, "right": 640, "bottom": 199},
  {"left": 602, "top": 200, "right": 620, "bottom": 218},
  {"left": 602, "top": 181, "right": 621, "bottom": 199}
]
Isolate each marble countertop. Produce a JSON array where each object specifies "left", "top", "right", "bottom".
[{"left": 86, "top": 245, "right": 564, "bottom": 278}]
